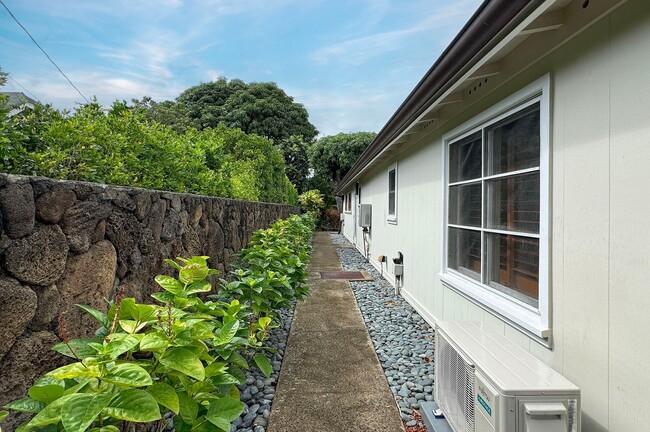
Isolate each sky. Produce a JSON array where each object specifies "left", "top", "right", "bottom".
[{"left": 0, "top": 0, "right": 483, "bottom": 136}]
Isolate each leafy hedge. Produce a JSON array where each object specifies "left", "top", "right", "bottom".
[
  {"left": 219, "top": 213, "right": 315, "bottom": 317},
  {"left": 0, "top": 101, "right": 297, "bottom": 204},
  {"left": 1, "top": 213, "right": 315, "bottom": 432}
]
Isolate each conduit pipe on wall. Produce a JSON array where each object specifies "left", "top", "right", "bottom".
[
  {"left": 393, "top": 251, "right": 403, "bottom": 295},
  {"left": 362, "top": 227, "right": 370, "bottom": 262}
]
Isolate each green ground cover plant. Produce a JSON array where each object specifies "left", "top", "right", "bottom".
[{"left": 2, "top": 213, "right": 315, "bottom": 432}]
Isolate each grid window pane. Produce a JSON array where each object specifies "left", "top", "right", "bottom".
[
  {"left": 486, "top": 173, "right": 540, "bottom": 233},
  {"left": 486, "top": 103, "right": 540, "bottom": 176},
  {"left": 449, "top": 182, "right": 482, "bottom": 227},
  {"left": 448, "top": 227, "right": 481, "bottom": 281},
  {"left": 486, "top": 233, "right": 539, "bottom": 307},
  {"left": 449, "top": 132, "right": 482, "bottom": 183},
  {"left": 446, "top": 98, "right": 543, "bottom": 313}
]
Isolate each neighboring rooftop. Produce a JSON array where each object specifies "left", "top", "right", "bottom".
[
  {"left": 1, "top": 91, "right": 37, "bottom": 117},
  {"left": 2, "top": 91, "right": 37, "bottom": 108}
]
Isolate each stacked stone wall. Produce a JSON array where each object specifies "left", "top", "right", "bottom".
[{"left": 0, "top": 174, "right": 297, "bottom": 428}]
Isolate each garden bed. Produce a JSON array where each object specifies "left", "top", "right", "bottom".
[{"left": 331, "top": 233, "right": 435, "bottom": 430}]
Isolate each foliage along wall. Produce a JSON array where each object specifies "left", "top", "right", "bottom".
[
  {"left": 0, "top": 173, "right": 298, "bottom": 427},
  {"left": 0, "top": 101, "right": 298, "bottom": 205}
]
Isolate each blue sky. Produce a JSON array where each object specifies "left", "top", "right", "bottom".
[{"left": 0, "top": 0, "right": 482, "bottom": 136}]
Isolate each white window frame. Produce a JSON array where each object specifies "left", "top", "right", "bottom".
[
  {"left": 440, "top": 75, "right": 551, "bottom": 338},
  {"left": 344, "top": 192, "right": 352, "bottom": 213},
  {"left": 387, "top": 163, "right": 398, "bottom": 223}
]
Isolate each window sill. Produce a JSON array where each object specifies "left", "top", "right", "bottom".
[
  {"left": 344, "top": 211, "right": 352, "bottom": 214},
  {"left": 439, "top": 271, "right": 550, "bottom": 339},
  {"left": 387, "top": 217, "right": 397, "bottom": 225}
]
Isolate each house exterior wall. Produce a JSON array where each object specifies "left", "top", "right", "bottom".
[{"left": 340, "top": 1, "right": 650, "bottom": 430}]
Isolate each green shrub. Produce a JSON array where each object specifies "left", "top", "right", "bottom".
[
  {"left": 298, "top": 189, "right": 324, "bottom": 213},
  {"left": 2, "top": 214, "right": 315, "bottom": 432},
  {"left": 3, "top": 257, "right": 257, "bottom": 432},
  {"left": 0, "top": 102, "right": 296, "bottom": 204},
  {"left": 218, "top": 213, "right": 315, "bottom": 318}
]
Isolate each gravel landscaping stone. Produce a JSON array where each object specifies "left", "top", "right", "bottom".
[{"left": 330, "top": 233, "right": 435, "bottom": 429}]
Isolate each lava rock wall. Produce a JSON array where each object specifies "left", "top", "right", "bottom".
[{"left": 0, "top": 173, "right": 297, "bottom": 427}]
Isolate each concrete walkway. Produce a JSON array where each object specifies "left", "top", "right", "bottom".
[{"left": 267, "top": 232, "right": 405, "bottom": 432}]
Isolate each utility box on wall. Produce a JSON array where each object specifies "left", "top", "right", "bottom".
[{"left": 359, "top": 204, "right": 372, "bottom": 227}]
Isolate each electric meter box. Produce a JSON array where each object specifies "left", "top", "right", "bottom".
[{"left": 358, "top": 204, "right": 372, "bottom": 228}]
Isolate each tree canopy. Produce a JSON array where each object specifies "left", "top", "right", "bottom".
[
  {"left": 276, "top": 136, "right": 310, "bottom": 192},
  {"left": 309, "top": 131, "right": 376, "bottom": 187},
  {"left": 1, "top": 96, "right": 297, "bottom": 203},
  {"left": 134, "top": 78, "right": 318, "bottom": 191},
  {"left": 151, "top": 78, "right": 319, "bottom": 143},
  {"left": 131, "top": 96, "right": 194, "bottom": 133}
]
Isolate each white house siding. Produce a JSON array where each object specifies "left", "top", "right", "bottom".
[{"left": 341, "top": 1, "right": 650, "bottom": 430}]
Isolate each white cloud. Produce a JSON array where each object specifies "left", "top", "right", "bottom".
[
  {"left": 311, "top": 0, "right": 481, "bottom": 66},
  {"left": 356, "top": 0, "right": 391, "bottom": 31},
  {"left": 205, "top": 69, "right": 225, "bottom": 81},
  {"left": 73, "top": 0, "right": 308, "bottom": 97},
  {"left": 6, "top": 67, "right": 186, "bottom": 109},
  {"left": 286, "top": 81, "right": 412, "bottom": 136},
  {"left": 35, "top": 0, "right": 288, "bottom": 22}
]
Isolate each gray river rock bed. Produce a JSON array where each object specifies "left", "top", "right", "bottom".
[{"left": 331, "top": 233, "right": 435, "bottom": 429}]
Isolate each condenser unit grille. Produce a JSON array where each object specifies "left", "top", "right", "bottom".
[{"left": 436, "top": 332, "right": 475, "bottom": 432}]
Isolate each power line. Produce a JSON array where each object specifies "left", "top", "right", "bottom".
[
  {"left": 0, "top": 0, "right": 90, "bottom": 104},
  {"left": 7, "top": 75, "right": 40, "bottom": 102}
]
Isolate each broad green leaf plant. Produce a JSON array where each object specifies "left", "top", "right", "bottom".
[
  {"left": 3, "top": 212, "right": 316, "bottom": 432},
  {"left": 218, "top": 214, "right": 315, "bottom": 319}
]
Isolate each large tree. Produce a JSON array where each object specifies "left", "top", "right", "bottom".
[
  {"left": 131, "top": 96, "right": 195, "bottom": 133},
  {"left": 175, "top": 78, "right": 318, "bottom": 143},
  {"left": 135, "top": 78, "right": 318, "bottom": 190},
  {"left": 276, "top": 135, "right": 310, "bottom": 192},
  {"left": 309, "top": 131, "right": 377, "bottom": 188}
]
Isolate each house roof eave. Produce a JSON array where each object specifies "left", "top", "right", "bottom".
[{"left": 334, "top": 0, "right": 546, "bottom": 195}]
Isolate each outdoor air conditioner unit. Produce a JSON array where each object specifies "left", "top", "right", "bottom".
[
  {"left": 358, "top": 204, "right": 372, "bottom": 228},
  {"left": 432, "top": 321, "right": 580, "bottom": 432}
]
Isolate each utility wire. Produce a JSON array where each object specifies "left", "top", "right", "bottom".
[
  {"left": 0, "top": 0, "right": 90, "bottom": 103},
  {"left": 7, "top": 75, "right": 40, "bottom": 102}
]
